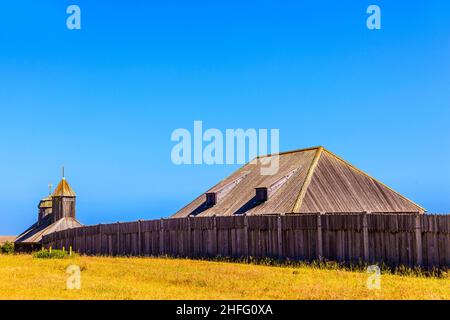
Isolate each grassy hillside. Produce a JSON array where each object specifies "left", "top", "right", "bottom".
[
  {"left": 0, "top": 236, "right": 15, "bottom": 245},
  {"left": 0, "top": 255, "right": 448, "bottom": 300}
]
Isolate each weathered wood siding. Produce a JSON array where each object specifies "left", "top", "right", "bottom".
[{"left": 42, "top": 213, "right": 450, "bottom": 268}]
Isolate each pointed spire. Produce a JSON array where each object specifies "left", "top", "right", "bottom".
[
  {"left": 53, "top": 167, "right": 76, "bottom": 197},
  {"left": 48, "top": 183, "right": 53, "bottom": 196}
]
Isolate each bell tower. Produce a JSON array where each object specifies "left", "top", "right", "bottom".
[{"left": 52, "top": 167, "right": 76, "bottom": 222}]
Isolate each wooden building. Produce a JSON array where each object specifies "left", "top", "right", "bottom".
[
  {"left": 172, "top": 146, "right": 425, "bottom": 217},
  {"left": 15, "top": 176, "right": 82, "bottom": 252}
]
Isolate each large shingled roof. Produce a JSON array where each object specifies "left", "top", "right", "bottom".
[{"left": 171, "top": 146, "right": 425, "bottom": 217}]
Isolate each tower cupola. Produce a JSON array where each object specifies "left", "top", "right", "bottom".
[{"left": 51, "top": 168, "right": 76, "bottom": 222}]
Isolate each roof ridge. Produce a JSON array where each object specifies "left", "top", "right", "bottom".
[
  {"left": 256, "top": 146, "right": 323, "bottom": 159},
  {"left": 292, "top": 146, "right": 324, "bottom": 213},
  {"left": 321, "top": 149, "right": 426, "bottom": 212}
]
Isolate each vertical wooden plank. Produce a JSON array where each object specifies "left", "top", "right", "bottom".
[
  {"left": 187, "top": 217, "right": 192, "bottom": 256},
  {"left": 213, "top": 216, "right": 218, "bottom": 256},
  {"left": 277, "top": 216, "right": 283, "bottom": 258},
  {"left": 317, "top": 213, "right": 323, "bottom": 259},
  {"left": 159, "top": 218, "right": 165, "bottom": 255},
  {"left": 138, "top": 220, "right": 142, "bottom": 256},
  {"left": 244, "top": 215, "right": 249, "bottom": 258},
  {"left": 82, "top": 228, "right": 89, "bottom": 254},
  {"left": 108, "top": 235, "right": 112, "bottom": 256},
  {"left": 415, "top": 213, "right": 423, "bottom": 266},
  {"left": 98, "top": 226, "right": 101, "bottom": 254},
  {"left": 230, "top": 228, "right": 235, "bottom": 257},
  {"left": 116, "top": 222, "right": 120, "bottom": 256},
  {"left": 362, "top": 212, "right": 370, "bottom": 262}
]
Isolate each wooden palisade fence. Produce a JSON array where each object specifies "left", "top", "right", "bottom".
[{"left": 42, "top": 213, "right": 450, "bottom": 268}]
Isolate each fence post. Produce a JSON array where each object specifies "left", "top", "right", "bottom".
[
  {"left": 187, "top": 217, "right": 192, "bottom": 256},
  {"left": 159, "top": 218, "right": 165, "bottom": 255},
  {"left": 83, "top": 227, "right": 87, "bottom": 254},
  {"left": 415, "top": 213, "right": 423, "bottom": 266},
  {"left": 277, "top": 216, "right": 283, "bottom": 259},
  {"left": 138, "top": 220, "right": 142, "bottom": 256},
  {"left": 317, "top": 213, "right": 323, "bottom": 260},
  {"left": 362, "top": 211, "right": 370, "bottom": 262},
  {"left": 213, "top": 216, "right": 218, "bottom": 256},
  {"left": 98, "top": 224, "right": 102, "bottom": 255},
  {"left": 117, "top": 222, "right": 120, "bottom": 256},
  {"left": 244, "top": 215, "right": 249, "bottom": 258},
  {"left": 65, "top": 229, "right": 69, "bottom": 250}
]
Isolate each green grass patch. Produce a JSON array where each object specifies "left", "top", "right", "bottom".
[
  {"left": 0, "top": 242, "right": 14, "bottom": 255},
  {"left": 33, "top": 249, "right": 77, "bottom": 259}
]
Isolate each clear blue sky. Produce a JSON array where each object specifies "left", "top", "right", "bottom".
[{"left": 1, "top": 1, "right": 449, "bottom": 234}]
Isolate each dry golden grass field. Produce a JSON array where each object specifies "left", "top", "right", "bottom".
[{"left": 0, "top": 254, "right": 449, "bottom": 300}]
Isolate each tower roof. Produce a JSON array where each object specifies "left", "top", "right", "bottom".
[
  {"left": 38, "top": 196, "right": 53, "bottom": 209},
  {"left": 52, "top": 178, "right": 76, "bottom": 197}
]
